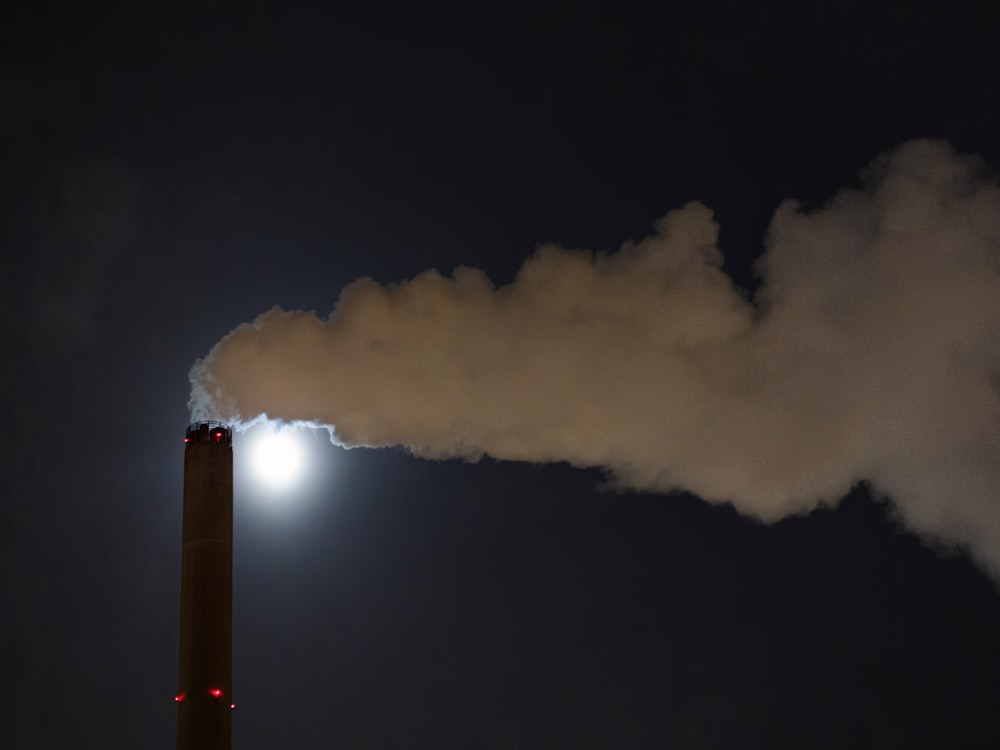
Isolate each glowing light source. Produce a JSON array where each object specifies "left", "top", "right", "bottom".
[
  {"left": 175, "top": 693, "right": 185, "bottom": 702},
  {"left": 247, "top": 424, "right": 305, "bottom": 490},
  {"left": 230, "top": 703, "right": 236, "bottom": 710},
  {"left": 209, "top": 688, "right": 223, "bottom": 698}
]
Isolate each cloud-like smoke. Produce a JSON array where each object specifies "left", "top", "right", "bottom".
[{"left": 191, "top": 140, "right": 1000, "bottom": 577}]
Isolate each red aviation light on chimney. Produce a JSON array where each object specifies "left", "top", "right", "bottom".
[
  {"left": 230, "top": 703, "right": 236, "bottom": 710},
  {"left": 209, "top": 688, "right": 224, "bottom": 698},
  {"left": 174, "top": 693, "right": 185, "bottom": 702}
]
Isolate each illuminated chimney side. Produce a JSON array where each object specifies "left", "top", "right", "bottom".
[{"left": 177, "top": 421, "right": 233, "bottom": 750}]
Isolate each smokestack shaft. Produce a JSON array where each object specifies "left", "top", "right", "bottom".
[{"left": 177, "top": 422, "right": 233, "bottom": 750}]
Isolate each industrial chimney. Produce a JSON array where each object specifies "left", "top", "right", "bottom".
[{"left": 176, "top": 421, "right": 233, "bottom": 750}]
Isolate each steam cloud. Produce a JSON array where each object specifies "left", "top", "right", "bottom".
[{"left": 191, "top": 140, "right": 1000, "bottom": 577}]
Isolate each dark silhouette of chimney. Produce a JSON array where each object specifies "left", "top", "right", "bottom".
[{"left": 176, "top": 421, "right": 233, "bottom": 750}]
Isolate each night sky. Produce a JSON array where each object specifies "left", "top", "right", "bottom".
[{"left": 4, "top": 2, "right": 1000, "bottom": 748}]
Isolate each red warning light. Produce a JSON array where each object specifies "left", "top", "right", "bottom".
[
  {"left": 183, "top": 438, "right": 190, "bottom": 443},
  {"left": 229, "top": 703, "right": 236, "bottom": 710},
  {"left": 209, "top": 688, "right": 223, "bottom": 698},
  {"left": 175, "top": 693, "right": 185, "bottom": 702}
]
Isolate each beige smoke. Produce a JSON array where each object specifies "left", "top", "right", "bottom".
[{"left": 191, "top": 140, "right": 1000, "bottom": 577}]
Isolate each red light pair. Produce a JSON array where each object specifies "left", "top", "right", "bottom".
[{"left": 175, "top": 689, "right": 224, "bottom": 701}]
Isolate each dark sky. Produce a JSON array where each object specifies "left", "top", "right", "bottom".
[{"left": 3, "top": 2, "right": 1000, "bottom": 748}]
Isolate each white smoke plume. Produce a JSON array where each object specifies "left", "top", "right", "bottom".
[{"left": 191, "top": 140, "right": 1000, "bottom": 577}]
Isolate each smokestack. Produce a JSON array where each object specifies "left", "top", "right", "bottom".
[{"left": 177, "top": 421, "right": 233, "bottom": 750}]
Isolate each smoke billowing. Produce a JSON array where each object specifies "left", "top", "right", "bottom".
[{"left": 191, "top": 140, "right": 1000, "bottom": 577}]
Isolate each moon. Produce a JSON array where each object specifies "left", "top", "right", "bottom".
[{"left": 246, "top": 424, "right": 306, "bottom": 490}]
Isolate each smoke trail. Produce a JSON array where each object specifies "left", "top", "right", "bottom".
[{"left": 191, "top": 140, "right": 1000, "bottom": 577}]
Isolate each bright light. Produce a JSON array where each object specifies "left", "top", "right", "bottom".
[
  {"left": 246, "top": 424, "right": 306, "bottom": 490},
  {"left": 209, "top": 688, "right": 223, "bottom": 698}
]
